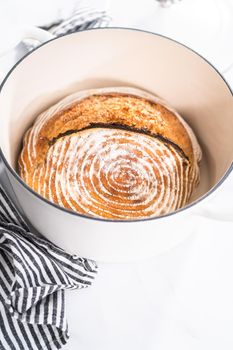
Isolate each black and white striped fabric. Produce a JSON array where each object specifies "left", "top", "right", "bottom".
[
  {"left": 44, "top": 7, "right": 110, "bottom": 35},
  {"left": 0, "top": 185, "right": 97, "bottom": 350}
]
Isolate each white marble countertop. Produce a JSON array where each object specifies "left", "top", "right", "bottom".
[
  {"left": 0, "top": 1, "right": 233, "bottom": 349},
  {"left": 65, "top": 177, "right": 233, "bottom": 350}
]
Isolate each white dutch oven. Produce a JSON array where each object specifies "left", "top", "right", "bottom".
[{"left": 0, "top": 28, "right": 232, "bottom": 262}]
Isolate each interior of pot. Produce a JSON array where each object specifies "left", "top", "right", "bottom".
[{"left": 0, "top": 28, "right": 232, "bottom": 206}]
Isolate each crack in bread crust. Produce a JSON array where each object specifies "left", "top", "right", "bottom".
[{"left": 48, "top": 122, "right": 189, "bottom": 161}]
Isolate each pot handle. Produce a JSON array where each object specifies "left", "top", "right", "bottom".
[
  {"left": 19, "top": 26, "right": 55, "bottom": 45},
  {"left": 0, "top": 27, "right": 54, "bottom": 83},
  {"left": 190, "top": 213, "right": 233, "bottom": 237},
  {"left": 191, "top": 176, "right": 233, "bottom": 226}
]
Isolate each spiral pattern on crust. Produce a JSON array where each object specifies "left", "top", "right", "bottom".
[
  {"left": 18, "top": 87, "right": 201, "bottom": 220},
  {"left": 20, "top": 128, "right": 197, "bottom": 219}
]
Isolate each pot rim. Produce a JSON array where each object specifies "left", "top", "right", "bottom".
[{"left": 0, "top": 27, "right": 232, "bottom": 224}]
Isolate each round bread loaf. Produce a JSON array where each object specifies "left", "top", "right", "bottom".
[{"left": 18, "top": 87, "right": 201, "bottom": 219}]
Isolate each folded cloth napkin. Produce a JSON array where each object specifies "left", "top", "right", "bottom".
[{"left": 0, "top": 183, "right": 97, "bottom": 350}]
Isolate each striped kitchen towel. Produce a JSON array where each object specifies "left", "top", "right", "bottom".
[
  {"left": 42, "top": 7, "right": 110, "bottom": 35},
  {"left": 0, "top": 185, "right": 98, "bottom": 350},
  {"left": 22, "top": 6, "right": 111, "bottom": 52}
]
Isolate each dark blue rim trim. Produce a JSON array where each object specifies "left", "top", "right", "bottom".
[{"left": 0, "top": 27, "right": 232, "bottom": 223}]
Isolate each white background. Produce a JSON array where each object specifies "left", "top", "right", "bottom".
[{"left": 0, "top": 1, "right": 233, "bottom": 349}]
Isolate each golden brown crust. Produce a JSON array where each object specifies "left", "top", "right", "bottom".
[
  {"left": 18, "top": 87, "right": 201, "bottom": 219},
  {"left": 31, "top": 93, "right": 193, "bottom": 164}
]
